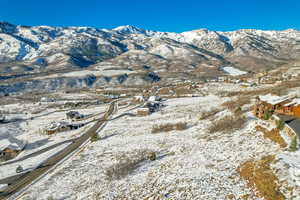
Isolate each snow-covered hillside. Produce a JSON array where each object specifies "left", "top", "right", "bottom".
[
  {"left": 0, "top": 21, "right": 300, "bottom": 73},
  {"left": 1, "top": 21, "right": 300, "bottom": 96},
  {"left": 16, "top": 94, "right": 299, "bottom": 200}
]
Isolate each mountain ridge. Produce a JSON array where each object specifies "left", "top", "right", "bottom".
[{"left": 1, "top": 22, "right": 300, "bottom": 95}]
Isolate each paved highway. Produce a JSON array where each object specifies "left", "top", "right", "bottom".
[{"left": 0, "top": 101, "right": 116, "bottom": 200}]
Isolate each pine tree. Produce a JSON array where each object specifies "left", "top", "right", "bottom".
[
  {"left": 289, "top": 136, "right": 298, "bottom": 152},
  {"left": 16, "top": 165, "right": 23, "bottom": 173}
]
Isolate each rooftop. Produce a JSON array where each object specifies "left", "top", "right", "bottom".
[
  {"left": 0, "top": 138, "right": 26, "bottom": 151},
  {"left": 284, "top": 98, "right": 300, "bottom": 107},
  {"left": 259, "top": 94, "right": 293, "bottom": 105}
]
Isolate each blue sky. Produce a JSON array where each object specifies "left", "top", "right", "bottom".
[{"left": 1, "top": 0, "right": 300, "bottom": 32}]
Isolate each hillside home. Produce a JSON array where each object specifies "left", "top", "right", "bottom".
[
  {"left": 279, "top": 98, "right": 300, "bottom": 118},
  {"left": 218, "top": 76, "right": 228, "bottom": 82},
  {"left": 44, "top": 121, "right": 85, "bottom": 135},
  {"left": 259, "top": 76, "right": 280, "bottom": 84},
  {"left": 66, "top": 111, "right": 85, "bottom": 121},
  {"left": 253, "top": 94, "right": 300, "bottom": 119},
  {"left": 253, "top": 94, "right": 293, "bottom": 119},
  {"left": 0, "top": 138, "right": 26, "bottom": 161},
  {"left": 145, "top": 101, "right": 163, "bottom": 113}
]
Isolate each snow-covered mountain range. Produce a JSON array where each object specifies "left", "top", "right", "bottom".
[{"left": 0, "top": 21, "right": 300, "bottom": 95}]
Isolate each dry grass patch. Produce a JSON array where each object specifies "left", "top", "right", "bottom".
[
  {"left": 221, "top": 96, "right": 251, "bottom": 112},
  {"left": 255, "top": 126, "right": 287, "bottom": 148},
  {"left": 208, "top": 116, "right": 246, "bottom": 134},
  {"left": 218, "top": 91, "right": 240, "bottom": 97},
  {"left": 157, "top": 87, "right": 173, "bottom": 95},
  {"left": 174, "top": 87, "right": 191, "bottom": 96},
  {"left": 105, "top": 150, "right": 155, "bottom": 181},
  {"left": 198, "top": 108, "right": 223, "bottom": 120},
  {"left": 238, "top": 155, "right": 285, "bottom": 200},
  {"left": 151, "top": 122, "right": 188, "bottom": 133},
  {"left": 237, "top": 79, "right": 300, "bottom": 97}
]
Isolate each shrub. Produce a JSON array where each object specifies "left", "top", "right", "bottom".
[
  {"left": 208, "top": 116, "right": 246, "bottom": 134},
  {"left": 175, "top": 122, "right": 188, "bottom": 130},
  {"left": 234, "top": 106, "right": 243, "bottom": 117},
  {"left": 152, "top": 123, "right": 173, "bottom": 133},
  {"left": 175, "top": 87, "right": 191, "bottom": 97},
  {"left": 198, "top": 108, "right": 222, "bottom": 120},
  {"left": 221, "top": 100, "right": 236, "bottom": 111},
  {"left": 234, "top": 106, "right": 242, "bottom": 113},
  {"left": 151, "top": 122, "right": 188, "bottom": 133},
  {"left": 221, "top": 96, "right": 250, "bottom": 112},
  {"left": 218, "top": 91, "right": 240, "bottom": 97},
  {"left": 238, "top": 155, "right": 285, "bottom": 200},
  {"left": 90, "top": 133, "right": 99, "bottom": 142},
  {"left": 105, "top": 150, "right": 150, "bottom": 181},
  {"left": 263, "top": 110, "right": 272, "bottom": 120},
  {"left": 276, "top": 120, "right": 285, "bottom": 130},
  {"left": 256, "top": 126, "right": 287, "bottom": 148},
  {"left": 16, "top": 165, "right": 23, "bottom": 173},
  {"left": 148, "top": 152, "right": 156, "bottom": 161},
  {"left": 289, "top": 136, "right": 298, "bottom": 152}
]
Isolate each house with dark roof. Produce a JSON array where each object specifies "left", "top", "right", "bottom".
[
  {"left": 285, "top": 119, "right": 300, "bottom": 138},
  {"left": 275, "top": 114, "right": 300, "bottom": 139}
]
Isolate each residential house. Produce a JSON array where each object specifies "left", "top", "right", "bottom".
[
  {"left": 279, "top": 98, "right": 300, "bottom": 118},
  {"left": 44, "top": 121, "right": 85, "bottom": 135},
  {"left": 0, "top": 138, "right": 26, "bottom": 161},
  {"left": 253, "top": 94, "right": 293, "bottom": 119},
  {"left": 66, "top": 111, "right": 85, "bottom": 121}
]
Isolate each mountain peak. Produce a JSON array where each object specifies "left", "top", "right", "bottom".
[{"left": 113, "top": 25, "right": 147, "bottom": 34}]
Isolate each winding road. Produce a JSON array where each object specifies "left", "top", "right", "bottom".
[{"left": 0, "top": 101, "right": 116, "bottom": 200}]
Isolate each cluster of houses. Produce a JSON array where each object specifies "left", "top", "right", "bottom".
[
  {"left": 43, "top": 121, "right": 86, "bottom": 135},
  {"left": 253, "top": 70, "right": 300, "bottom": 85},
  {"left": 43, "top": 111, "right": 87, "bottom": 135},
  {"left": 0, "top": 110, "right": 89, "bottom": 161},
  {"left": 203, "top": 75, "right": 259, "bottom": 87},
  {"left": 204, "top": 70, "right": 300, "bottom": 86},
  {"left": 135, "top": 96, "right": 164, "bottom": 116}
]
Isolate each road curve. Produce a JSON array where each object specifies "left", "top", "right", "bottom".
[{"left": 0, "top": 102, "right": 116, "bottom": 200}]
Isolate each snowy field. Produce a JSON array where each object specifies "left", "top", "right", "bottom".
[
  {"left": 33, "top": 69, "right": 136, "bottom": 80},
  {"left": 221, "top": 66, "right": 247, "bottom": 76},
  {"left": 19, "top": 95, "right": 291, "bottom": 200},
  {"left": 0, "top": 102, "right": 108, "bottom": 180},
  {"left": 1, "top": 82, "right": 300, "bottom": 199}
]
